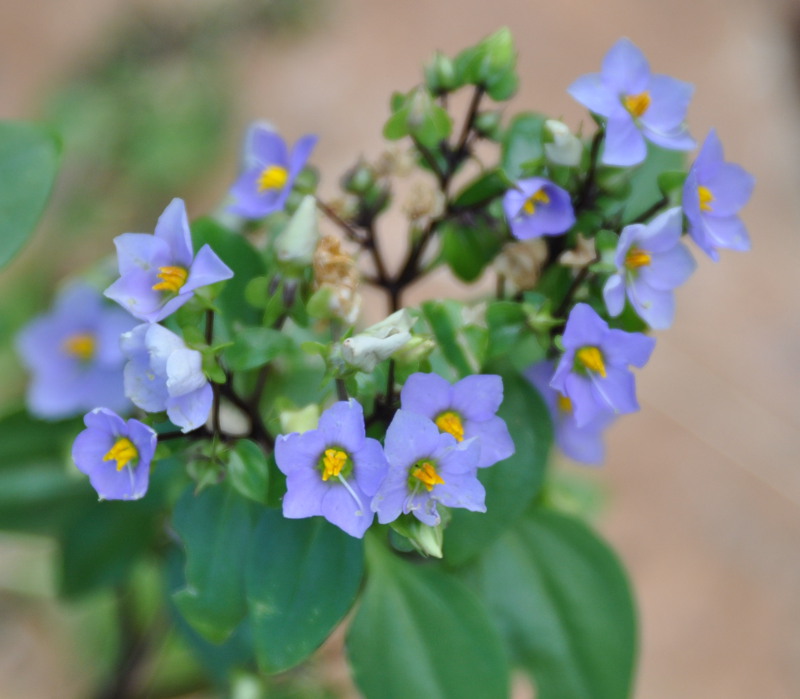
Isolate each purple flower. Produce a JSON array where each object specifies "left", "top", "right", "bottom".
[
  {"left": 526, "top": 361, "right": 614, "bottom": 465},
  {"left": 551, "top": 303, "right": 655, "bottom": 427},
  {"left": 503, "top": 177, "right": 575, "bottom": 239},
  {"left": 227, "top": 123, "right": 317, "bottom": 219},
  {"left": 400, "top": 372, "right": 514, "bottom": 469},
  {"left": 683, "top": 129, "right": 755, "bottom": 261},
  {"left": 121, "top": 323, "right": 213, "bottom": 433},
  {"left": 16, "top": 283, "right": 137, "bottom": 419},
  {"left": 72, "top": 407, "right": 157, "bottom": 500},
  {"left": 603, "top": 207, "right": 696, "bottom": 330},
  {"left": 371, "top": 410, "right": 484, "bottom": 527},
  {"left": 105, "top": 198, "right": 233, "bottom": 323},
  {"left": 568, "top": 38, "right": 695, "bottom": 166},
  {"left": 274, "top": 400, "right": 388, "bottom": 538}
]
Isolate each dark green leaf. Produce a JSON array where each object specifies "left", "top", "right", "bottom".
[
  {"left": 440, "top": 219, "right": 504, "bottom": 283},
  {"left": 486, "top": 69, "right": 519, "bottom": 101},
  {"left": 452, "top": 169, "right": 512, "bottom": 209},
  {"left": 227, "top": 439, "right": 270, "bottom": 505},
  {"left": 622, "top": 144, "right": 685, "bottom": 222},
  {"left": 502, "top": 113, "right": 547, "bottom": 181},
  {"left": 421, "top": 301, "right": 476, "bottom": 377},
  {"left": 383, "top": 108, "right": 410, "bottom": 141},
  {"left": 224, "top": 327, "right": 295, "bottom": 372}
]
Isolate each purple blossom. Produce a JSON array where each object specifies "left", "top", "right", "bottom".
[
  {"left": 274, "top": 400, "right": 388, "bottom": 538},
  {"left": 400, "top": 372, "right": 514, "bottom": 469},
  {"left": 683, "top": 129, "right": 755, "bottom": 261},
  {"left": 72, "top": 407, "right": 157, "bottom": 500},
  {"left": 16, "top": 283, "right": 137, "bottom": 419},
  {"left": 227, "top": 123, "right": 317, "bottom": 219},
  {"left": 105, "top": 198, "right": 233, "bottom": 323},
  {"left": 121, "top": 324, "right": 213, "bottom": 433},
  {"left": 526, "top": 361, "right": 614, "bottom": 465},
  {"left": 568, "top": 38, "right": 695, "bottom": 166},
  {"left": 371, "top": 410, "right": 484, "bottom": 527},
  {"left": 551, "top": 303, "right": 655, "bottom": 427},
  {"left": 603, "top": 207, "right": 696, "bottom": 330},
  {"left": 503, "top": 177, "right": 575, "bottom": 239}
]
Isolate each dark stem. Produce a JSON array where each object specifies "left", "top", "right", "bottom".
[
  {"left": 411, "top": 136, "right": 447, "bottom": 186},
  {"left": 386, "top": 359, "right": 396, "bottom": 408},
  {"left": 316, "top": 198, "right": 367, "bottom": 245},
  {"left": 629, "top": 195, "right": 669, "bottom": 224},
  {"left": 206, "top": 310, "right": 221, "bottom": 437},
  {"left": 554, "top": 256, "right": 600, "bottom": 319},
  {"left": 574, "top": 126, "right": 605, "bottom": 212},
  {"left": 454, "top": 85, "right": 484, "bottom": 156}
]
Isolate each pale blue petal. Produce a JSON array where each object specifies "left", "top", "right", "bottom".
[
  {"left": 603, "top": 274, "right": 626, "bottom": 317},
  {"left": 153, "top": 198, "right": 194, "bottom": 266},
  {"left": 603, "top": 114, "right": 647, "bottom": 166},
  {"left": 601, "top": 38, "right": 650, "bottom": 94}
]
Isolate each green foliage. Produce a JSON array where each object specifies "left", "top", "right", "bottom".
[
  {"left": 502, "top": 112, "right": 547, "bottom": 179},
  {"left": 622, "top": 144, "right": 685, "bottom": 222},
  {"left": 440, "top": 218, "right": 505, "bottom": 283},
  {"left": 227, "top": 440, "right": 270, "bottom": 504},
  {"left": 225, "top": 327, "right": 296, "bottom": 372}
]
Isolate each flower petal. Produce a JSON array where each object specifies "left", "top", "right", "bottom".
[
  {"left": 603, "top": 115, "right": 647, "bottom": 166},
  {"left": 601, "top": 38, "right": 650, "bottom": 94}
]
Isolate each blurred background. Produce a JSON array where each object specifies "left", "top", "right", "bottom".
[{"left": 0, "top": 0, "right": 798, "bottom": 696}]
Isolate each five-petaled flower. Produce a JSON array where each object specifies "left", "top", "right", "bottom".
[
  {"left": 275, "top": 400, "right": 388, "bottom": 538},
  {"left": 603, "top": 207, "right": 696, "bottom": 330},
  {"left": 683, "top": 129, "right": 755, "bottom": 261},
  {"left": 568, "top": 38, "right": 695, "bottom": 166},
  {"left": 227, "top": 123, "right": 317, "bottom": 219},
  {"left": 72, "top": 408, "right": 157, "bottom": 500},
  {"left": 551, "top": 303, "right": 655, "bottom": 427},
  {"left": 371, "top": 410, "right": 485, "bottom": 527},
  {"left": 503, "top": 177, "right": 575, "bottom": 240},
  {"left": 16, "top": 283, "right": 137, "bottom": 419},
  {"left": 104, "top": 198, "right": 233, "bottom": 323},
  {"left": 400, "top": 372, "right": 514, "bottom": 469}
]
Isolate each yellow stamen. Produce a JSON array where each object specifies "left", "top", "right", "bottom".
[
  {"left": 435, "top": 411, "right": 464, "bottom": 442},
  {"left": 103, "top": 437, "right": 138, "bottom": 472},
  {"left": 623, "top": 91, "right": 651, "bottom": 118},
  {"left": 322, "top": 448, "right": 348, "bottom": 482},
  {"left": 152, "top": 265, "right": 188, "bottom": 293},
  {"left": 411, "top": 461, "right": 445, "bottom": 492},
  {"left": 698, "top": 185, "right": 714, "bottom": 213},
  {"left": 577, "top": 346, "right": 607, "bottom": 378},
  {"left": 522, "top": 188, "right": 550, "bottom": 216},
  {"left": 625, "top": 247, "right": 652, "bottom": 270},
  {"left": 557, "top": 393, "right": 573, "bottom": 413},
  {"left": 257, "top": 165, "right": 289, "bottom": 193},
  {"left": 63, "top": 333, "right": 96, "bottom": 361}
]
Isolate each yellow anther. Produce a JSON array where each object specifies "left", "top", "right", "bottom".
[
  {"left": 577, "top": 346, "right": 607, "bottom": 378},
  {"left": 624, "top": 247, "right": 652, "bottom": 270},
  {"left": 698, "top": 185, "right": 714, "bottom": 213},
  {"left": 522, "top": 188, "right": 551, "bottom": 216},
  {"left": 322, "top": 448, "right": 348, "bottom": 482},
  {"left": 557, "top": 393, "right": 573, "bottom": 413},
  {"left": 435, "top": 411, "right": 464, "bottom": 442},
  {"left": 623, "top": 91, "right": 651, "bottom": 118},
  {"left": 103, "top": 437, "right": 138, "bottom": 472},
  {"left": 257, "top": 165, "right": 289, "bottom": 193},
  {"left": 411, "top": 461, "right": 445, "bottom": 492},
  {"left": 152, "top": 266, "right": 188, "bottom": 293},
  {"left": 63, "top": 333, "right": 96, "bottom": 361}
]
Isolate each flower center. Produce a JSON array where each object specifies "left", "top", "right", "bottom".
[
  {"left": 62, "top": 333, "right": 96, "bottom": 361},
  {"left": 103, "top": 437, "right": 138, "bottom": 471},
  {"left": 624, "top": 247, "right": 652, "bottom": 270},
  {"left": 435, "top": 411, "right": 464, "bottom": 442},
  {"left": 152, "top": 266, "right": 188, "bottom": 293},
  {"left": 257, "top": 165, "right": 289, "bottom": 193},
  {"left": 698, "top": 185, "right": 714, "bottom": 212},
  {"left": 410, "top": 460, "right": 445, "bottom": 492},
  {"left": 320, "top": 447, "right": 350, "bottom": 482},
  {"left": 557, "top": 393, "right": 573, "bottom": 413},
  {"left": 623, "top": 91, "right": 651, "bottom": 118},
  {"left": 576, "top": 346, "right": 607, "bottom": 378},
  {"left": 522, "top": 188, "right": 550, "bottom": 216}
]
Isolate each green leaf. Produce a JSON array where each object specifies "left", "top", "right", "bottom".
[
  {"left": 657, "top": 170, "right": 687, "bottom": 197},
  {"left": 445, "top": 361, "right": 552, "bottom": 565},
  {"left": 224, "top": 327, "right": 295, "bottom": 372},
  {"left": 348, "top": 540, "right": 509, "bottom": 699},
  {"left": 383, "top": 108, "right": 410, "bottom": 141},
  {"left": 474, "top": 509, "right": 637, "bottom": 699},
  {"left": 440, "top": 218, "right": 505, "bottom": 283},
  {"left": 227, "top": 440, "right": 270, "bottom": 505},
  {"left": 622, "top": 144, "right": 685, "bottom": 222},
  {"left": 246, "top": 510, "right": 364, "bottom": 673},
  {"left": 452, "top": 169, "right": 512, "bottom": 209},
  {"left": 421, "top": 300, "right": 477, "bottom": 378},
  {"left": 502, "top": 113, "right": 547, "bottom": 181},
  {"left": 172, "top": 484, "right": 256, "bottom": 643},
  {"left": 0, "top": 121, "right": 61, "bottom": 268},
  {"left": 485, "top": 69, "right": 519, "bottom": 101}
]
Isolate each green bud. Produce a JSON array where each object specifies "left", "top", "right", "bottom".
[
  {"left": 473, "top": 27, "right": 516, "bottom": 86},
  {"left": 341, "top": 160, "right": 375, "bottom": 195},
  {"left": 473, "top": 110, "right": 503, "bottom": 140},
  {"left": 424, "top": 51, "right": 457, "bottom": 95},
  {"left": 389, "top": 515, "right": 446, "bottom": 558},
  {"left": 274, "top": 195, "right": 320, "bottom": 269}
]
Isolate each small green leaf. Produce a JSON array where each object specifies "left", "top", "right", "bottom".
[
  {"left": 224, "top": 327, "right": 295, "bottom": 372},
  {"left": 227, "top": 440, "right": 269, "bottom": 505},
  {"left": 657, "top": 170, "right": 687, "bottom": 197},
  {"left": 502, "top": 113, "right": 547, "bottom": 181},
  {"left": 383, "top": 108, "right": 410, "bottom": 141},
  {"left": 485, "top": 69, "right": 519, "bottom": 101},
  {"left": 623, "top": 144, "right": 685, "bottom": 222},
  {"left": 421, "top": 301, "right": 476, "bottom": 377},
  {"left": 452, "top": 169, "right": 512, "bottom": 209},
  {"left": 440, "top": 219, "right": 505, "bottom": 283}
]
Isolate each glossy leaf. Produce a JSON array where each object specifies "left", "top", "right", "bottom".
[
  {"left": 440, "top": 218, "right": 505, "bottom": 283},
  {"left": 502, "top": 113, "right": 547, "bottom": 181},
  {"left": 622, "top": 144, "right": 685, "bottom": 222},
  {"left": 224, "top": 327, "right": 295, "bottom": 372},
  {"left": 227, "top": 439, "right": 270, "bottom": 505},
  {"left": 421, "top": 300, "right": 478, "bottom": 378}
]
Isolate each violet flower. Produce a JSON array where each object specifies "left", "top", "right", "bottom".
[
  {"left": 551, "top": 303, "right": 655, "bottom": 427},
  {"left": 371, "top": 410, "right": 484, "bottom": 527},
  {"left": 603, "top": 207, "right": 696, "bottom": 330},
  {"left": 400, "top": 372, "right": 514, "bottom": 468},
  {"left": 568, "top": 38, "right": 695, "bottom": 166},
  {"left": 227, "top": 123, "right": 317, "bottom": 219},
  {"left": 121, "top": 323, "right": 212, "bottom": 433},
  {"left": 683, "top": 129, "right": 755, "bottom": 261},
  {"left": 16, "top": 283, "right": 137, "bottom": 419},
  {"left": 503, "top": 177, "right": 575, "bottom": 239},
  {"left": 274, "top": 400, "right": 388, "bottom": 538},
  {"left": 72, "top": 407, "right": 157, "bottom": 500},
  {"left": 105, "top": 198, "right": 233, "bottom": 323}
]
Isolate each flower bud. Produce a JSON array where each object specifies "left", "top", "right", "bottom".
[
  {"left": 473, "top": 111, "right": 503, "bottom": 140},
  {"left": 424, "top": 51, "right": 457, "bottom": 95},
  {"left": 341, "top": 160, "right": 376, "bottom": 195},
  {"left": 544, "top": 119, "right": 582, "bottom": 167},
  {"left": 274, "top": 195, "right": 320, "bottom": 269},
  {"left": 341, "top": 309, "right": 414, "bottom": 372}
]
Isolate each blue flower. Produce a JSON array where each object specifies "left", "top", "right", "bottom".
[
  {"left": 603, "top": 207, "right": 696, "bottom": 329},
  {"left": 503, "top": 177, "right": 575, "bottom": 239},
  {"left": 16, "top": 283, "right": 137, "bottom": 419},
  {"left": 683, "top": 129, "right": 755, "bottom": 261},
  {"left": 568, "top": 38, "right": 695, "bottom": 166},
  {"left": 275, "top": 400, "right": 388, "bottom": 538}
]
